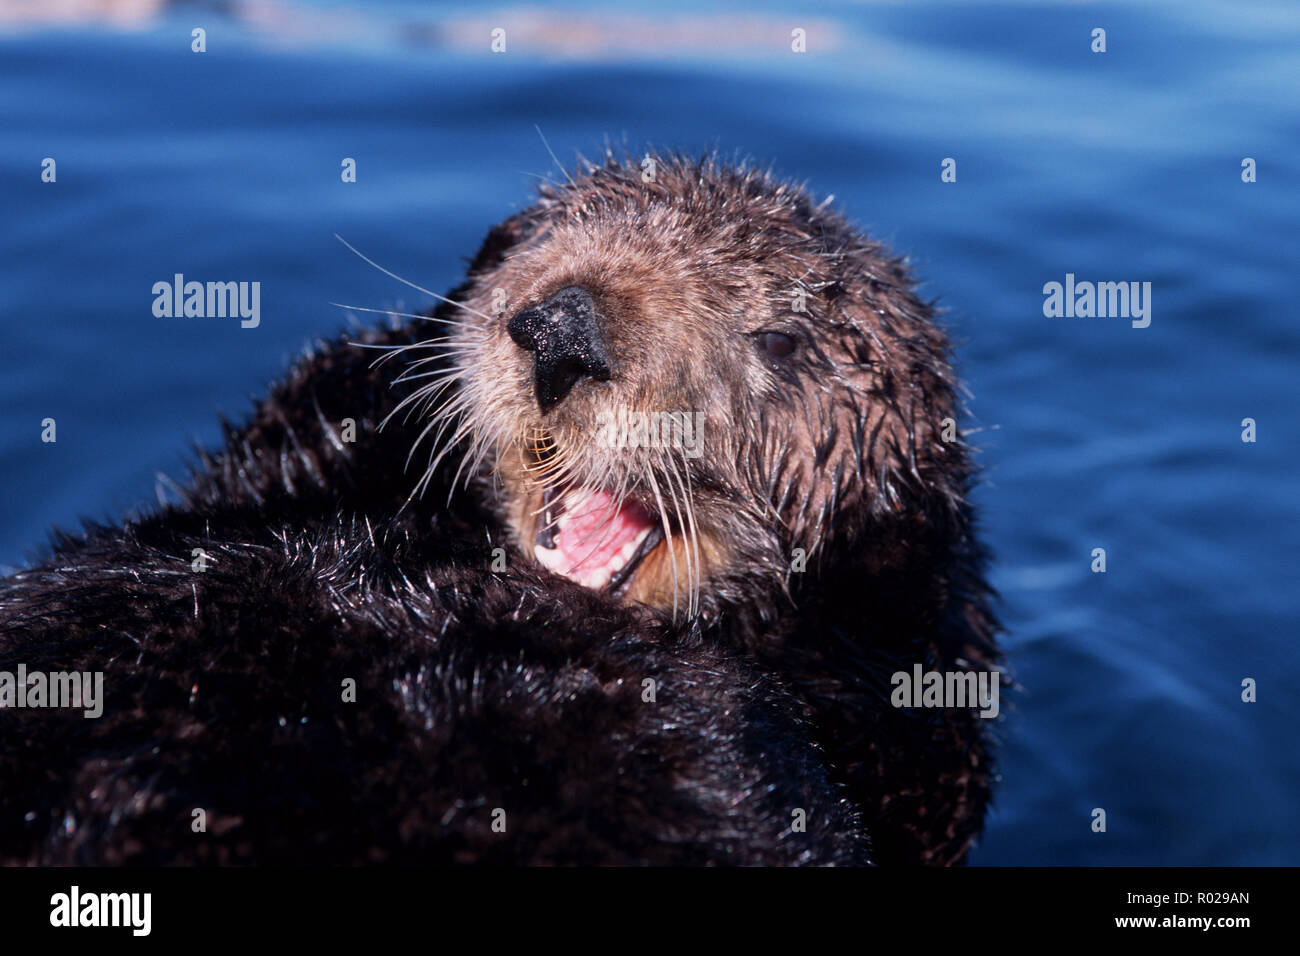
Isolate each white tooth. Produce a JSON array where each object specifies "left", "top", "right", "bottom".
[
  {"left": 608, "top": 528, "right": 651, "bottom": 580},
  {"left": 576, "top": 566, "right": 610, "bottom": 590},
  {"left": 534, "top": 544, "right": 567, "bottom": 574}
]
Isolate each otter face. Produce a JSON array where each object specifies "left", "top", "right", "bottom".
[{"left": 421, "top": 155, "right": 966, "bottom": 624}]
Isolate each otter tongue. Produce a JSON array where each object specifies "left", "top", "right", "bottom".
[{"left": 534, "top": 490, "right": 656, "bottom": 591}]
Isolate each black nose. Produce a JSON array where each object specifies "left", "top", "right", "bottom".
[{"left": 507, "top": 286, "right": 612, "bottom": 412}]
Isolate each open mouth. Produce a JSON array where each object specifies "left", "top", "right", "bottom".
[{"left": 532, "top": 485, "right": 664, "bottom": 596}]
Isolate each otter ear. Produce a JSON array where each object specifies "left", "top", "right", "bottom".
[{"left": 467, "top": 211, "right": 544, "bottom": 276}]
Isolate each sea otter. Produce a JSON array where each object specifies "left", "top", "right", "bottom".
[{"left": 0, "top": 152, "right": 999, "bottom": 865}]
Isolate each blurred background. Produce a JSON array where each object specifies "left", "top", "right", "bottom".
[{"left": 1, "top": 0, "right": 1296, "bottom": 864}]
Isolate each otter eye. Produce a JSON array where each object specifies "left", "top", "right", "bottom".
[{"left": 759, "top": 331, "right": 797, "bottom": 359}]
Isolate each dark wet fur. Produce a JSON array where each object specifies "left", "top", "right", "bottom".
[{"left": 0, "top": 155, "right": 999, "bottom": 865}]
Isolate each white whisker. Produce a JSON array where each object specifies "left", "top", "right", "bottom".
[
  {"left": 333, "top": 234, "right": 495, "bottom": 322},
  {"left": 331, "top": 302, "right": 461, "bottom": 326}
]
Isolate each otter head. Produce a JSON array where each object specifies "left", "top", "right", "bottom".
[{"left": 421, "top": 153, "right": 975, "bottom": 632}]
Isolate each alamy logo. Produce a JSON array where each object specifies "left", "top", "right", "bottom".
[
  {"left": 890, "top": 665, "right": 1000, "bottom": 719},
  {"left": 50, "top": 886, "right": 151, "bottom": 936},
  {"left": 594, "top": 407, "right": 705, "bottom": 459},
  {"left": 1042, "top": 273, "right": 1151, "bottom": 328},
  {"left": 0, "top": 664, "right": 104, "bottom": 718},
  {"left": 152, "top": 273, "right": 261, "bottom": 328}
]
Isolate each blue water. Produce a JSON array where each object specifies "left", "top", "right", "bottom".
[{"left": 1, "top": 0, "right": 1296, "bottom": 865}]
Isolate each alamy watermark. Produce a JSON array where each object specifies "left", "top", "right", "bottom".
[
  {"left": 152, "top": 273, "right": 260, "bottom": 328},
  {"left": 594, "top": 406, "right": 705, "bottom": 459},
  {"left": 890, "top": 664, "right": 1000, "bottom": 719},
  {"left": 0, "top": 665, "right": 104, "bottom": 718},
  {"left": 1042, "top": 273, "right": 1151, "bottom": 328}
]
